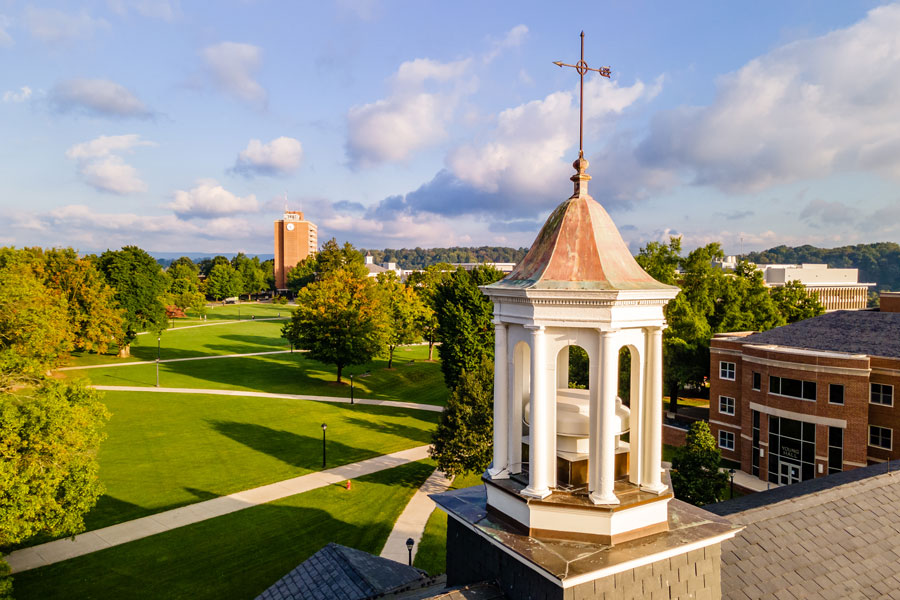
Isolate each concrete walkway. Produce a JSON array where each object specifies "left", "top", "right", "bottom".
[
  {"left": 89, "top": 385, "right": 444, "bottom": 413},
  {"left": 5, "top": 445, "right": 431, "bottom": 574},
  {"left": 58, "top": 349, "right": 296, "bottom": 371},
  {"left": 380, "top": 469, "right": 454, "bottom": 565}
]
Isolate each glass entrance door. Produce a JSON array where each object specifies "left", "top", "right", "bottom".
[{"left": 779, "top": 462, "right": 800, "bottom": 485}]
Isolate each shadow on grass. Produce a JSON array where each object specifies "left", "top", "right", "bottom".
[{"left": 341, "top": 415, "right": 435, "bottom": 444}]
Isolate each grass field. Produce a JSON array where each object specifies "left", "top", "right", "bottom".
[
  {"left": 11, "top": 460, "right": 436, "bottom": 600},
  {"left": 68, "top": 344, "right": 449, "bottom": 406},
  {"left": 84, "top": 390, "right": 440, "bottom": 532},
  {"left": 413, "top": 471, "right": 484, "bottom": 576}
]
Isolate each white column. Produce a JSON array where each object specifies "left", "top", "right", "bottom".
[
  {"left": 641, "top": 326, "right": 667, "bottom": 494},
  {"left": 628, "top": 348, "right": 643, "bottom": 486},
  {"left": 590, "top": 330, "right": 620, "bottom": 505},
  {"left": 507, "top": 338, "right": 520, "bottom": 474},
  {"left": 489, "top": 320, "right": 509, "bottom": 478},
  {"left": 523, "top": 325, "right": 551, "bottom": 499},
  {"left": 556, "top": 346, "right": 569, "bottom": 390}
]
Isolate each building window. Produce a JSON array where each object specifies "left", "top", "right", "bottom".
[
  {"left": 769, "top": 375, "right": 817, "bottom": 401},
  {"left": 871, "top": 383, "right": 894, "bottom": 406},
  {"left": 752, "top": 372, "right": 761, "bottom": 391},
  {"left": 720, "top": 361, "right": 736, "bottom": 381},
  {"left": 751, "top": 411, "right": 760, "bottom": 477},
  {"left": 870, "top": 426, "right": 892, "bottom": 450},
  {"left": 829, "top": 384, "right": 844, "bottom": 405},
  {"left": 768, "top": 416, "right": 816, "bottom": 484},
  {"left": 719, "top": 396, "right": 735, "bottom": 416},
  {"left": 719, "top": 430, "right": 735, "bottom": 451},
  {"left": 828, "top": 427, "right": 843, "bottom": 475}
]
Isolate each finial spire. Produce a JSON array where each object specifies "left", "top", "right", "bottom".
[{"left": 553, "top": 31, "right": 611, "bottom": 159}]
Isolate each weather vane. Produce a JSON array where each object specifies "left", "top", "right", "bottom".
[{"left": 554, "top": 31, "right": 611, "bottom": 158}]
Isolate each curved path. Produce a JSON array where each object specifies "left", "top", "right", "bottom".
[
  {"left": 58, "top": 349, "right": 296, "bottom": 371},
  {"left": 5, "top": 445, "right": 431, "bottom": 574},
  {"left": 380, "top": 469, "right": 453, "bottom": 565},
  {"left": 90, "top": 385, "right": 443, "bottom": 413}
]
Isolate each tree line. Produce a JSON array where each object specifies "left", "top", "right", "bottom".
[
  {"left": 744, "top": 242, "right": 900, "bottom": 292},
  {"left": 359, "top": 246, "right": 528, "bottom": 270}
]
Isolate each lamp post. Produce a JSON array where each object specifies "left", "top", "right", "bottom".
[
  {"left": 156, "top": 335, "right": 161, "bottom": 387},
  {"left": 729, "top": 468, "right": 736, "bottom": 499},
  {"left": 321, "top": 423, "right": 327, "bottom": 469},
  {"left": 350, "top": 373, "right": 355, "bottom": 405},
  {"left": 405, "top": 538, "right": 414, "bottom": 566}
]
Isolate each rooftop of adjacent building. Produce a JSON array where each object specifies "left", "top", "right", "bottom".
[
  {"left": 707, "top": 459, "right": 900, "bottom": 600},
  {"left": 713, "top": 302, "right": 900, "bottom": 359}
]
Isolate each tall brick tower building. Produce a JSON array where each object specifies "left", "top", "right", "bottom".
[{"left": 274, "top": 211, "right": 317, "bottom": 290}]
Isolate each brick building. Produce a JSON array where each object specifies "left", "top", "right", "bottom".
[
  {"left": 709, "top": 292, "right": 900, "bottom": 486},
  {"left": 273, "top": 211, "right": 317, "bottom": 290}
]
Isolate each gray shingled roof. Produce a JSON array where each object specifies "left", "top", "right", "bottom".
[
  {"left": 255, "top": 543, "right": 426, "bottom": 600},
  {"left": 741, "top": 309, "right": 900, "bottom": 359},
  {"left": 708, "top": 461, "right": 900, "bottom": 600}
]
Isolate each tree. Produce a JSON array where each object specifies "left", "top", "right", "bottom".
[
  {"left": 771, "top": 280, "right": 825, "bottom": 323},
  {"left": 670, "top": 421, "right": 728, "bottom": 505},
  {"left": 41, "top": 248, "right": 125, "bottom": 354},
  {"left": 167, "top": 259, "right": 200, "bottom": 296},
  {"left": 405, "top": 263, "right": 454, "bottom": 361},
  {"left": 0, "top": 380, "right": 109, "bottom": 589},
  {"left": 0, "top": 264, "right": 74, "bottom": 386},
  {"left": 433, "top": 266, "right": 504, "bottom": 391},
  {"left": 197, "top": 255, "right": 230, "bottom": 278},
  {"left": 232, "top": 253, "right": 267, "bottom": 300},
  {"left": 204, "top": 263, "right": 243, "bottom": 302},
  {"left": 635, "top": 237, "right": 681, "bottom": 285},
  {"left": 97, "top": 246, "right": 167, "bottom": 354},
  {"left": 430, "top": 360, "right": 494, "bottom": 477},
  {"left": 281, "top": 268, "right": 388, "bottom": 382},
  {"left": 376, "top": 273, "right": 428, "bottom": 368},
  {"left": 287, "top": 238, "right": 368, "bottom": 292}
]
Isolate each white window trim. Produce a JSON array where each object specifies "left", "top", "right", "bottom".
[
  {"left": 870, "top": 383, "right": 894, "bottom": 407},
  {"left": 868, "top": 425, "right": 893, "bottom": 450},
  {"left": 719, "top": 395, "right": 736, "bottom": 416},
  {"left": 720, "top": 361, "right": 736, "bottom": 381},
  {"left": 828, "top": 383, "right": 845, "bottom": 406},
  {"left": 718, "top": 430, "right": 735, "bottom": 451}
]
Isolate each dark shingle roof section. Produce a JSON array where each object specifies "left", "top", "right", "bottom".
[
  {"left": 256, "top": 543, "right": 426, "bottom": 600},
  {"left": 739, "top": 309, "right": 900, "bottom": 359},
  {"left": 708, "top": 461, "right": 900, "bottom": 599}
]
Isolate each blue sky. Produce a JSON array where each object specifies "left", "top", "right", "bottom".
[{"left": 2, "top": 1, "right": 899, "bottom": 256}]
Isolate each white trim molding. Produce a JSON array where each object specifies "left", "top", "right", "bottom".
[
  {"left": 742, "top": 354, "right": 870, "bottom": 377},
  {"left": 710, "top": 419, "right": 741, "bottom": 430},
  {"left": 748, "top": 402, "right": 847, "bottom": 428}
]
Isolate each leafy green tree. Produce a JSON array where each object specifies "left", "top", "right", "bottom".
[
  {"left": 197, "top": 255, "right": 230, "bottom": 278},
  {"left": 231, "top": 253, "right": 267, "bottom": 300},
  {"left": 771, "top": 280, "right": 825, "bottom": 323},
  {"left": 635, "top": 237, "right": 681, "bottom": 285},
  {"left": 376, "top": 273, "right": 429, "bottom": 368},
  {"left": 167, "top": 259, "right": 200, "bottom": 296},
  {"left": 97, "top": 246, "right": 167, "bottom": 353},
  {"left": 0, "top": 264, "right": 74, "bottom": 386},
  {"left": 41, "top": 248, "right": 125, "bottom": 354},
  {"left": 406, "top": 263, "right": 454, "bottom": 361},
  {"left": 670, "top": 421, "right": 728, "bottom": 505},
  {"left": 281, "top": 268, "right": 388, "bottom": 382},
  {"left": 430, "top": 360, "right": 494, "bottom": 477},
  {"left": 204, "top": 263, "right": 244, "bottom": 302},
  {"left": 287, "top": 238, "right": 367, "bottom": 292},
  {"left": 0, "top": 380, "right": 109, "bottom": 588},
  {"left": 434, "top": 266, "right": 504, "bottom": 391}
]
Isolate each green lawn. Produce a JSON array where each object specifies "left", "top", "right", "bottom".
[
  {"left": 67, "top": 318, "right": 291, "bottom": 367},
  {"left": 81, "top": 390, "right": 440, "bottom": 532},
  {"left": 69, "top": 345, "right": 449, "bottom": 406},
  {"left": 413, "top": 471, "right": 484, "bottom": 576},
  {"left": 11, "top": 460, "right": 436, "bottom": 600}
]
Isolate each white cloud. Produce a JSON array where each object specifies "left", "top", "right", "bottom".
[
  {"left": 66, "top": 134, "right": 154, "bottom": 194},
  {"left": 169, "top": 179, "right": 259, "bottom": 219},
  {"left": 202, "top": 42, "right": 266, "bottom": 107},
  {"left": 233, "top": 137, "right": 303, "bottom": 177},
  {"left": 107, "top": 0, "right": 181, "bottom": 21},
  {"left": 448, "top": 77, "right": 653, "bottom": 201},
  {"left": 3, "top": 86, "right": 31, "bottom": 103},
  {"left": 23, "top": 7, "right": 108, "bottom": 43},
  {"left": 49, "top": 79, "right": 151, "bottom": 118},
  {"left": 484, "top": 24, "right": 528, "bottom": 63},
  {"left": 0, "top": 15, "right": 13, "bottom": 47},
  {"left": 635, "top": 4, "right": 900, "bottom": 192},
  {"left": 346, "top": 57, "right": 471, "bottom": 167}
]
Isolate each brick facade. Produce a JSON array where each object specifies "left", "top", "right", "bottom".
[
  {"left": 446, "top": 517, "right": 723, "bottom": 600},
  {"left": 274, "top": 211, "right": 317, "bottom": 289},
  {"left": 709, "top": 332, "right": 900, "bottom": 485}
]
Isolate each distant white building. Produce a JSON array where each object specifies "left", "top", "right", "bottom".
[
  {"left": 758, "top": 263, "right": 874, "bottom": 311},
  {"left": 364, "top": 252, "right": 403, "bottom": 279},
  {"left": 448, "top": 262, "right": 517, "bottom": 274}
]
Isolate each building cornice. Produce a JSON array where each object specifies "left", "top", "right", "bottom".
[
  {"left": 742, "top": 354, "right": 870, "bottom": 377},
  {"left": 748, "top": 402, "right": 847, "bottom": 428}
]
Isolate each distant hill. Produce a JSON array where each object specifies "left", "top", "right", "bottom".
[
  {"left": 744, "top": 243, "right": 900, "bottom": 292},
  {"left": 151, "top": 252, "right": 274, "bottom": 268},
  {"left": 360, "top": 246, "right": 529, "bottom": 270}
]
